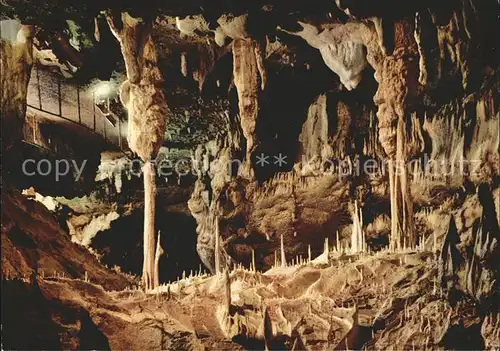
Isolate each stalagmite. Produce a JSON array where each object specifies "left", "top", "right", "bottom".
[
  {"left": 215, "top": 217, "right": 220, "bottom": 276},
  {"left": 143, "top": 161, "right": 156, "bottom": 290},
  {"left": 153, "top": 230, "right": 164, "bottom": 289},
  {"left": 336, "top": 231, "right": 340, "bottom": 252},
  {"left": 351, "top": 201, "right": 364, "bottom": 253},
  {"left": 262, "top": 306, "right": 273, "bottom": 351},
  {"left": 280, "top": 234, "right": 286, "bottom": 267},
  {"left": 375, "top": 33, "right": 420, "bottom": 251},
  {"left": 225, "top": 268, "right": 231, "bottom": 314},
  {"left": 251, "top": 248, "right": 256, "bottom": 273},
  {"left": 107, "top": 13, "right": 167, "bottom": 291}
]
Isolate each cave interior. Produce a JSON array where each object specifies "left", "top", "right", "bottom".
[{"left": 1, "top": 0, "right": 499, "bottom": 349}]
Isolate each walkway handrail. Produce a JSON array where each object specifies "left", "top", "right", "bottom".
[{"left": 26, "top": 64, "right": 126, "bottom": 151}]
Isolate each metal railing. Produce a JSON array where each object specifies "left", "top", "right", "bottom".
[{"left": 25, "top": 65, "right": 126, "bottom": 151}]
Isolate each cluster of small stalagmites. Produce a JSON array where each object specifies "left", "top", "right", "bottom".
[
  {"left": 215, "top": 267, "right": 273, "bottom": 342},
  {"left": 154, "top": 266, "right": 210, "bottom": 296},
  {"left": 421, "top": 93, "right": 499, "bottom": 185},
  {"left": 218, "top": 268, "right": 363, "bottom": 349},
  {"left": 252, "top": 171, "right": 335, "bottom": 202}
]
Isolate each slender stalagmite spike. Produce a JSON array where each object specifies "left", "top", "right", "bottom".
[
  {"left": 225, "top": 268, "right": 231, "bottom": 314},
  {"left": 215, "top": 217, "right": 220, "bottom": 276},
  {"left": 274, "top": 251, "right": 277, "bottom": 268},
  {"left": 251, "top": 249, "right": 256, "bottom": 273},
  {"left": 154, "top": 230, "right": 163, "bottom": 290},
  {"left": 433, "top": 229, "right": 437, "bottom": 254},
  {"left": 281, "top": 234, "right": 286, "bottom": 267},
  {"left": 336, "top": 231, "right": 340, "bottom": 252},
  {"left": 308, "top": 245, "right": 312, "bottom": 262}
]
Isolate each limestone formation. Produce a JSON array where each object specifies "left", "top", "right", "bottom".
[
  {"left": 107, "top": 12, "right": 168, "bottom": 291},
  {"left": 1, "top": 24, "right": 34, "bottom": 149},
  {"left": 232, "top": 37, "right": 266, "bottom": 177}
]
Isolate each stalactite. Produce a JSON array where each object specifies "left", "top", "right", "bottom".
[
  {"left": 414, "top": 10, "right": 440, "bottom": 87},
  {"left": 1, "top": 24, "right": 35, "bottom": 149},
  {"left": 232, "top": 37, "right": 266, "bottom": 177}
]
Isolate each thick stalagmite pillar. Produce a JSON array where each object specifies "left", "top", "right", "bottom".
[
  {"left": 374, "top": 22, "right": 420, "bottom": 250},
  {"left": 107, "top": 13, "right": 167, "bottom": 291}
]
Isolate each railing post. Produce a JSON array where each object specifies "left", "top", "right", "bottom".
[
  {"left": 36, "top": 65, "right": 42, "bottom": 109},
  {"left": 32, "top": 115, "right": 36, "bottom": 144},
  {"left": 57, "top": 75, "right": 62, "bottom": 116},
  {"left": 77, "top": 86, "right": 81, "bottom": 124}
]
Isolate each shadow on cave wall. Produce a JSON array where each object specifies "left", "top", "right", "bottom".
[{"left": 91, "top": 207, "right": 203, "bottom": 283}]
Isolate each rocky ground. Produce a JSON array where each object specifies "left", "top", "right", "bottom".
[{"left": 2, "top": 184, "right": 499, "bottom": 350}]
